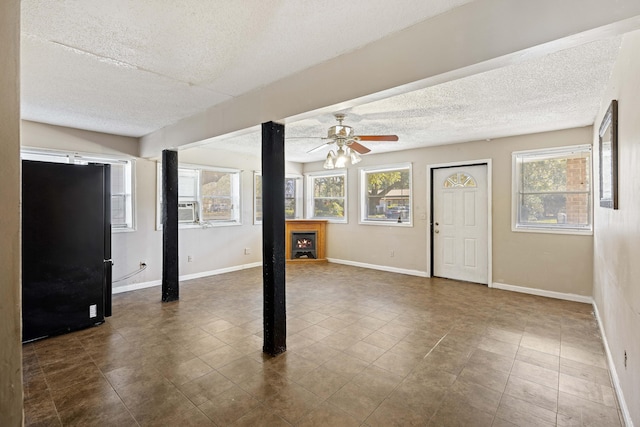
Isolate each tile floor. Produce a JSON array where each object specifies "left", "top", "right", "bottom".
[{"left": 23, "top": 263, "right": 624, "bottom": 426}]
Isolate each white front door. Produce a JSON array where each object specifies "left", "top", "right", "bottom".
[{"left": 432, "top": 164, "right": 488, "bottom": 284}]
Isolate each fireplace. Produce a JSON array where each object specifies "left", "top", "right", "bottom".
[
  {"left": 291, "top": 232, "right": 317, "bottom": 259},
  {"left": 285, "top": 220, "right": 327, "bottom": 263}
]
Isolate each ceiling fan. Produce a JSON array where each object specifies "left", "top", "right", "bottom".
[{"left": 305, "top": 113, "right": 399, "bottom": 169}]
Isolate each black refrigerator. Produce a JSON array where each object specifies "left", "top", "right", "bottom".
[{"left": 22, "top": 160, "right": 112, "bottom": 342}]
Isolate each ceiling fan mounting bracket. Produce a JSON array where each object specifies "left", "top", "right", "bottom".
[{"left": 327, "top": 113, "right": 355, "bottom": 143}]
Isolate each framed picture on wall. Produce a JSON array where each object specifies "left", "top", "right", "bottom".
[{"left": 599, "top": 99, "right": 618, "bottom": 209}]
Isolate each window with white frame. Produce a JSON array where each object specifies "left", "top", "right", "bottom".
[
  {"left": 157, "top": 163, "right": 241, "bottom": 228},
  {"left": 306, "top": 171, "right": 347, "bottom": 222},
  {"left": 109, "top": 162, "right": 134, "bottom": 229},
  {"left": 21, "top": 148, "right": 135, "bottom": 231},
  {"left": 513, "top": 145, "right": 592, "bottom": 233},
  {"left": 254, "top": 173, "right": 303, "bottom": 224},
  {"left": 360, "top": 163, "right": 412, "bottom": 225}
]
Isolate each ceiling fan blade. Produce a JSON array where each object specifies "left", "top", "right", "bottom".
[
  {"left": 307, "top": 141, "right": 331, "bottom": 153},
  {"left": 356, "top": 135, "right": 399, "bottom": 142},
  {"left": 349, "top": 141, "right": 371, "bottom": 154}
]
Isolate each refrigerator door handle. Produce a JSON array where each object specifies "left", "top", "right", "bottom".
[{"left": 103, "top": 258, "right": 113, "bottom": 317}]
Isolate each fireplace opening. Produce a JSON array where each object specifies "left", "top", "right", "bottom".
[{"left": 291, "top": 232, "right": 317, "bottom": 259}]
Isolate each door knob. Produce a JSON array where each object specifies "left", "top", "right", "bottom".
[
  {"left": 435, "top": 230, "right": 439, "bottom": 234},
  {"left": 435, "top": 222, "right": 439, "bottom": 226}
]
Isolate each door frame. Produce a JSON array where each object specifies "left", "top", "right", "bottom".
[{"left": 426, "top": 159, "right": 493, "bottom": 286}]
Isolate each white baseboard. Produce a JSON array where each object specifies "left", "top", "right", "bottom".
[
  {"left": 112, "top": 279, "right": 162, "bottom": 294},
  {"left": 112, "top": 262, "right": 262, "bottom": 294},
  {"left": 592, "top": 303, "right": 634, "bottom": 427},
  {"left": 491, "top": 282, "right": 593, "bottom": 304},
  {"left": 327, "top": 258, "right": 428, "bottom": 277},
  {"left": 179, "top": 262, "right": 262, "bottom": 281},
  {"left": 491, "top": 283, "right": 632, "bottom": 425}
]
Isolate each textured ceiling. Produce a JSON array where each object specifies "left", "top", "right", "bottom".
[
  {"left": 20, "top": 1, "right": 623, "bottom": 162},
  {"left": 21, "top": 0, "right": 473, "bottom": 137},
  {"left": 203, "top": 37, "right": 622, "bottom": 162}
]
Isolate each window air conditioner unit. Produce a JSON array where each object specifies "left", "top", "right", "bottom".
[{"left": 178, "top": 202, "right": 198, "bottom": 223}]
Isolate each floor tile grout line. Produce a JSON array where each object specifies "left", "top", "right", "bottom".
[
  {"left": 34, "top": 340, "right": 72, "bottom": 394},
  {"left": 30, "top": 345, "right": 64, "bottom": 426},
  {"left": 93, "top": 353, "right": 143, "bottom": 427},
  {"left": 24, "top": 264, "right": 620, "bottom": 426},
  {"left": 362, "top": 324, "right": 457, "bottom": 425}
]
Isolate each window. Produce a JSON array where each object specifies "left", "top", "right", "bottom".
[
  {"left": 359, "top": 163, "right": 412, "bottom": 225},
  {"left": 284, "top": 176, "right": 302, "bottom": 220},
  {"left": 444, "top": 172, "right": 476, "bottom": 188},
  {"left": 513, "top": 145, "right": 592, "bottom": 234},
  {"left": 254, "top": 173, "right": 303, "bottom": 224},
  {"left": 109, "top": 162, "right": 134, "bottom": 229},
  {"left": 157, "top": 163, "right": 241, "bottom": 228},
  {"left": 306, "top": 171, "right": 347, "bottom": 222},
  {"left": 21, "top": 148, "right": 135, "bottom": 231},
  {"left": 200, "top": 169, "right": 239, "bottom": 222}
]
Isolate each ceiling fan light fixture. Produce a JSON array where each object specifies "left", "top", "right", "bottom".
[
  {"left": 315, "top": 113, "right": 398, "bottom": 168},
  {"left": 350, "top": 149, "right": 362, "bottom": 165},
  {"left": 334, "top": 147, "right": 348, "bottom": 168},
  {"left": 324, "top": 150, "right": 336, "bottom": 169}
]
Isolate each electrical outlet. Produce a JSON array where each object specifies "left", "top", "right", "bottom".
[
  {"left": 244, "top": 248, "right": 251, "bottom": 255},
  {"left": 187, "top": 255, "right": 193, "bottom": 262},
  {"left": 624, "top": 350, "right": 627, "bottom": 368},
  {"left": 390, "top": 250, "right": 395, "bottom": 257}
]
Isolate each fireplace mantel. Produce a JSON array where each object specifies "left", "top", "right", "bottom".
[{"left": 285, "top": 220, "right": 327, "bottom": 263}]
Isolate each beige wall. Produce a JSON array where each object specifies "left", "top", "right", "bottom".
[
  {"left": 21, "top": 121, "right": 595, "bottom": 298},
  {"left": 490, "top": 130, "right": 593, "bottom": 296},
  {"left": 593, "top": 29, "right": 640, "bottom": 425},
  {"left": 305, "top": 127, "right": 594, "bottom": 297},
  {"left": 21, "top": 120, "right": 139, "bottom": 157},
  {"left": 0, "top": 0, "right": 23, "bottom": 425}
]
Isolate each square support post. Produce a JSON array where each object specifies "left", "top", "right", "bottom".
[
  {"left": 162, "top": 149, "right": 179, "bottom": 302},
  {"left": 262, "top": 121, "right": 286, "bottom": 356}
]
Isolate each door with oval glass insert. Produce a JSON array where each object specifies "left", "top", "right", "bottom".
[{"left": 432, "top": 164, "right": 488, "bottom": 284}]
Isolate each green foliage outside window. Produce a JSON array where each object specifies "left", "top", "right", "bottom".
[
  {"left": 521, "top": 159, "right": 567, "bottom": 222},
  {"left": 365, "top": 169, "right": 410, "bottom": 221},
  {"left": 313, "top": 175, "right": 345, "bottom": 218},
  {"left": 516, "top": 147, "right": 591, "bottom": 230}
]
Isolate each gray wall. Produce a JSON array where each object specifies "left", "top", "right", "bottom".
[
  {"left": 0, "top": 0, "right": 23, "bottom": 425},
  {"left": 593, "top": 29, "right": 640, "bottom": 425}
]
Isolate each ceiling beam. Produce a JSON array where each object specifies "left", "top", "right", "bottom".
[{"left": 140, "top": 0, "right": 640, "bottom": 158}]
